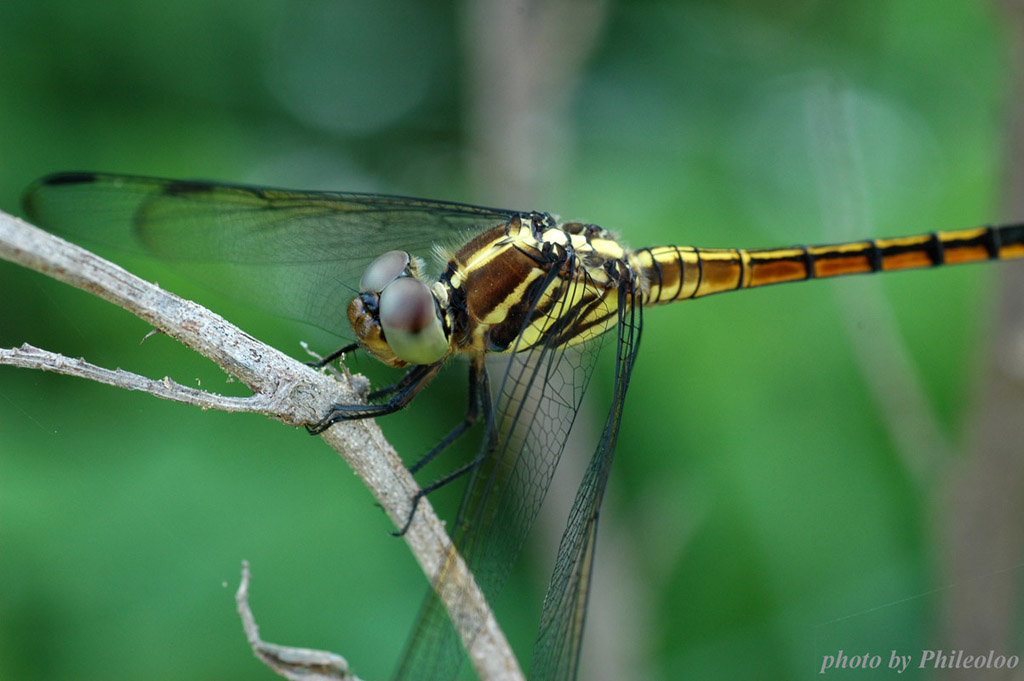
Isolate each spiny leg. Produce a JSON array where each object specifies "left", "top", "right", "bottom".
[
  {"left": 408, "top": 357, "right": 489, "bottom": 475},
  {"left": 307, "top": 362, "right": 443, "bottom": 434},
  {"left": 393, "top": 357, "right": 492, "bottom": 536},
  {"left": 307, "top": 342, "right": 359, "bottom": 369}
]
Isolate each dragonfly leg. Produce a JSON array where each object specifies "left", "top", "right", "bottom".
[
  {"left": 392, "top": 358, "right": 493, "bottom": 536},
  {"left": 306, "top": 342, "right": 359, "bottom": 369},
  {"left": 365, "top": 376, "right": 411, "bottom": 401},
  {"left": 408, "top": 358, "right": 489, "bottom": 474},
  {"left": 306, "top": 362, "right": 442, "bottom": 434},
  {"left": 390, "top": 409, "right": 498, "bottom": 537},
  {"left": 392, "top": 450, "right": 484, "bottom": 537}
]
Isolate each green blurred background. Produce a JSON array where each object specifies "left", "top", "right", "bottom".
[{"left": 2, "top": 1, "right": 1022, "bottom": 679}]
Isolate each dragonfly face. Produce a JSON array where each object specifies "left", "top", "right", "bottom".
[
  {"left": 21, "top": 171, "right": 1024, "bottom": 681},
  {"left": 350, "top": 249, "right": 451, "bottom": 367}
]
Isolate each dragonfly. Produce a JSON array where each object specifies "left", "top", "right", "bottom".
[{"left": 22, "top": 172, "right": 1024, "bottom": 681}]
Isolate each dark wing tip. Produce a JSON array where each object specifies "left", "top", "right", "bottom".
[
  {"left": 37, "top": 171, "right": 102, "bottom": 187},
  {"left": 22, "top": 172, "right": 102, "bottom": 217},
  {"left": 163, "top": 179, "right": 218, "bottom": 197}
]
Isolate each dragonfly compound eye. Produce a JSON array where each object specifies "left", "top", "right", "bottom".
[
  {"left": 360, "top": 250, "right": 412, "bottom": 293},
  {"left": 378, "top": 276, "right": 448, "bottom": 365}
]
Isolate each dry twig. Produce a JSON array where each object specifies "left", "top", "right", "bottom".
[{"left": 0, "top": 209, "right": 522, "bottom": 681}]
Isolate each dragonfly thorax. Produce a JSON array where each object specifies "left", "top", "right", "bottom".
[
  {"left": 348, "top": 250, "right": 452, "bottom": 367},
  {"left": 348, "top": 213, "right": 643, "bottom": 369},
  {"left": 442, "top": 214, "right": 639, "bottom": 356}
]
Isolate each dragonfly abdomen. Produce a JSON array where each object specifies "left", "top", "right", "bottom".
[{"left": 636, "top": 224, "right": 1024, "bottom": 305}]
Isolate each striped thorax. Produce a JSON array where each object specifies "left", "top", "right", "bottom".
[{"left": 349, "top": 213, "right": 644, "bottom": 366}]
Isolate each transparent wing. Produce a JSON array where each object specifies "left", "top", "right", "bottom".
[
  {"left": 394, "top": 258, "right": 631, "bottom": 681},
  {"left": 530, "top": 287, "right": 642, "bottom": 680},
  {"left": 23, "top": 172, "right": 520, "bottom": 338}
]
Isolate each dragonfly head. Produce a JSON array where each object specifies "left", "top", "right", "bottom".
[{"left": 348, "top": 250, "right": 450, "bottom": 368}]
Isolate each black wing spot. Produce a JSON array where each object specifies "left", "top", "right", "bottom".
[
  {"left": 41, "top": 172, "right": 100, "bottom": 187},
  {"left": 163, "top": 180, "right": 219, "bottom": 197}
]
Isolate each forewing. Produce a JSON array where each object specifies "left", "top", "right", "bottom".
[
  {"left": 395, "top": 257, "right": 617, "bottom": 680},
  {"left": 530, "top": 288, "right": 642, "bottom": 680},
  {"left": 23, "top": 172, "right": 520, "bottom": 338}
]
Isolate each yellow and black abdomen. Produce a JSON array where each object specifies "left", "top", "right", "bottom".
[{"left": 635, "top": 224, "right": 1024, "bottom": 306}]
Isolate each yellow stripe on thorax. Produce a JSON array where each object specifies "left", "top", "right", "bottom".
[{"left": 449, "top": 217, "right": 627, "bottom": 354}]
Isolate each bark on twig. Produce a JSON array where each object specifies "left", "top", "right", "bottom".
[
  {"left": 236, "top": 561, "right": 360, "bottom": 681},
  {"left": 0, "top": 209, "right": 522, "bottom": 681}
]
